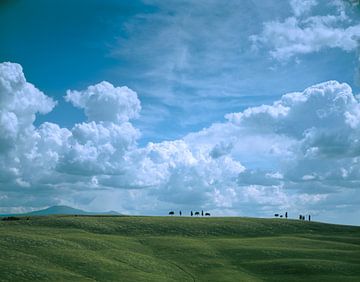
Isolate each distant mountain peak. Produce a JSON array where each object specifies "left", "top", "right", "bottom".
[
  {"left": 1, "top": 205, "right": 121, "bottom": 216},
  {"left": 27, "top": 205, "right": 88, "bottom": 215}
]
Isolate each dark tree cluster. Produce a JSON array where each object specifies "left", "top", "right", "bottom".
[
  {"left": 169, "top": 210, "right": 211, "bottom": 216},
  {"left": 274, "top": 212, "right": 288, "bottom": 218},
  {"left": 299, "top": 214, "right": 311, "bottom": 221}
]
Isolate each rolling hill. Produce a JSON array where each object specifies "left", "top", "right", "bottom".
[{"left": 0, "top": 216, "right": 359, "bottom": 281}]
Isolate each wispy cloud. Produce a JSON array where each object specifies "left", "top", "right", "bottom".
[{"left": 107, "top": 0, "right": 289, "bottom": 138}]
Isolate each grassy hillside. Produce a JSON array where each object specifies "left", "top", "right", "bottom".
[{"left": 0, "top": 216, "right": 359, "bottom": 281}]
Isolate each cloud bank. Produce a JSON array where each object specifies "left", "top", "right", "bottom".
[{"left": 0, "top": 62, "right": 360, "bottom": 224}]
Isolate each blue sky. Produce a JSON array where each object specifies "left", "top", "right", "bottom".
[
  {"left": 1, "top": 0, "right": 360, "bottom": 225},
  {"left": 1, "top": 0, "right": 358, "bottom": 142}
]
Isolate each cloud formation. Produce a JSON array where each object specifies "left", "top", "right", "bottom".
[
  {"left": 251, "top": 0, "right": 360, "bottom": 60},
  {"left": 0, "top": 62, "right": 57, "bottom": 188},
  {"left": 290, "top": 0, "right": 318, "bottom": 17},
  {"left": 65, "top": 81, "right": 141, "bottom": 123},
  {"left": 0, "top": 62, "right": 360, "bottom": 224}
]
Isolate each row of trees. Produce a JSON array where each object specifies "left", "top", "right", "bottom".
[
  {"left": 169, "top": 210, "right": 210, "bottom": 216},
  {"left": 274, "top": 212, "right": 311, "bottom": 221}
]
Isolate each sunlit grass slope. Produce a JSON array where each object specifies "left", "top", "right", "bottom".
[{"left": 0, "top": 216, "right": 359, "bottom": 281}]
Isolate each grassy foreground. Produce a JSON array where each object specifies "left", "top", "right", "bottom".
[{"left": 0, "top": 216, "right": 359, "bottom": 281}]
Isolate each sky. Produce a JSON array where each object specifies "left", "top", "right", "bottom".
[{"left": 1, "top": 0, "right": 360, "bottom": 225}]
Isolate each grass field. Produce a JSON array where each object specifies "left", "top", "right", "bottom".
[{"left": 0, "top": 216, "right": 359, "bottom": 281}]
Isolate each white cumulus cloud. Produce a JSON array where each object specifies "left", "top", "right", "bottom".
[
  {"left": 65, "top": 81, "right": 141, "bottom": 123},
  {"left": 251, "top": 1, "right": 360, "bottom": 61},
  {"left": 1, "top": 61, "right": 360, "bottom": 224}
]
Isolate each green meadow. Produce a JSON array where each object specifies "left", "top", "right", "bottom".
[{"left": 0, "top": 216, "right": 359, "bottom": 281}]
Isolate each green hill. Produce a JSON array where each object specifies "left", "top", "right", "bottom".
[{"left": 0, "top": 216, "right": 359, "bottom": 281}]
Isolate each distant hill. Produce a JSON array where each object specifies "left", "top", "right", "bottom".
[
  {"left": 26, "top": 205, "right": 88, "bottom": 215},
  {"left": 1, "top": 205, "right": 121, "bottom": 216}
]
